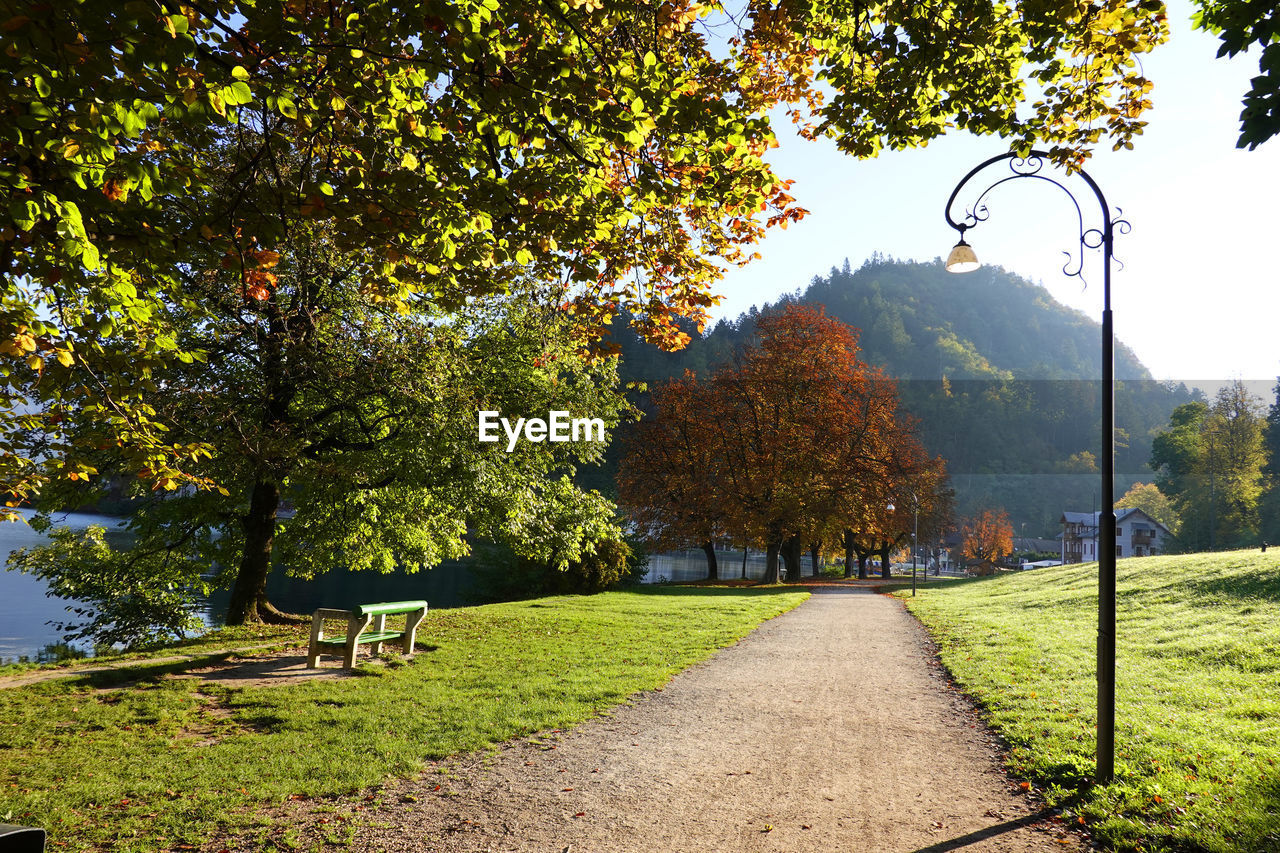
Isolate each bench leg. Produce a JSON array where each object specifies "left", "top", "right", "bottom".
[
  {"left": 369, "top": 614, "right": 387, "bottom": 655},
  {"left": 344, "top": 614, "right": 372, "bottom": 668},
  {"left": 402, "top": 606, "right": 427, "bottom": 656},
  {"left": 307, "top": 613, "right": 325, "bottom": 668}
]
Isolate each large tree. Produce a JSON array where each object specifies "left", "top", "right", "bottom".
[
  {"left": 840, "top": 415, "right": 949, "bottom": 580},
  {"left": 1258, "top": 379, "right": 1280, "bottom": 544},
  {"left": 1151, "top": 381, "right": 1266, "bottom": 551},
  {"left": 617, "top": 370, "right": 728, "bottom": 579},
  {"left": 1, "top": 0, "right": 1171, "bottom": 508},
  {"left": 19, "top": 290, "right": 634, "bottom": 630}
]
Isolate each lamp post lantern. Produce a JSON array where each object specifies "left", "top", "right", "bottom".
[{"left": 942, "top": 151, "right": 1128, "bottom": 786}]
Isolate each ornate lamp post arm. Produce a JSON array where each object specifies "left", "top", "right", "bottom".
[{"left": 942, "top": 150, "right": 1128, "bottom": 786}]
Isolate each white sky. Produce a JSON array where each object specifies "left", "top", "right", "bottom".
[{"left": 710, "top": 0, "right": 1280, "bottom": 388}]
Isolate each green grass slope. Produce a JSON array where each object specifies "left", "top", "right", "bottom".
[
  {"left": 901, "top": 551, "right": 1280, "bottom": 853},
  {"left": 0, "top": 586, "right": 807, "bottom": 852}
]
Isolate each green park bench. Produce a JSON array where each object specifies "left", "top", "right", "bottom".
[{"left": 306, "top": 600, "right": 428, "bottom": 669}]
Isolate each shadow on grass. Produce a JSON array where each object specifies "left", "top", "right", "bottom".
[
  {"left": 1171, "top": 568, "right": 1280, "bottom": 604},
  {"left": 80, "top": 653, "right": 239, "bottom": 689},
  {"left": 1232, "top": 774, "right": 1280, "bottom": 851}
]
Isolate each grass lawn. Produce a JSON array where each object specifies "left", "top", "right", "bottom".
[
  {"left": 0, "top": 585, "right": 807, "bottom": 851},
  {"left": 898, "top": 550, "right": 1280, "bottom": 853}
]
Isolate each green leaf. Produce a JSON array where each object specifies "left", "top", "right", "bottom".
[
  {"left": 80, "top": 241, "right": 100, "bottom": 271},
  {"left": 225, "top": 81, "right": 253, "bottom": 106}
]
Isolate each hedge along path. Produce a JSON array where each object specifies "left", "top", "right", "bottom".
[{"left": 244, "top": 587, "right": 1083, "bottom": 852}]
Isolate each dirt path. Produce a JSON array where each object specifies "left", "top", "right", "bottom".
[{"left": 267, "top": 587, "right": 1082, "bottom": 852}]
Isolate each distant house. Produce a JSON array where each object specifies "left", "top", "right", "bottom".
[{"left": 1059, "top": 508, "right": 1172, "bottom": 563}]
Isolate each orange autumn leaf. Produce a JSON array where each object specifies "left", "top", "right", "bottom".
[{"left": 102, "top": 179, "right": 127, "bottom": 201}]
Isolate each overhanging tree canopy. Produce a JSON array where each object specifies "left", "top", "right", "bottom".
[{"left": 1, "top": 0, "right": 1171, "bottom": 505}]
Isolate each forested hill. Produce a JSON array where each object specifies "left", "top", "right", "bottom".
[
  {"left": 608, "top": 257, "right": 1201, "bottom": 537},
  {"left": 618, "top": 255, "right": 1152, "bottom": 385},
  {"left": 803, "top": 256, "right": 1151, "bottom": 380}
]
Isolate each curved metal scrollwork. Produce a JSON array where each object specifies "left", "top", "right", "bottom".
[{"left": 943, "top": 150, "right": 1126, "bottom": 299}]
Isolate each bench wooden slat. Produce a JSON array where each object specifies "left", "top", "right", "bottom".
[
  {"left": 315, "top": 631, "right": 402, "bottom": 647},
  {"left": 356, "top": 600, "right": 427, "bottom": 617}
]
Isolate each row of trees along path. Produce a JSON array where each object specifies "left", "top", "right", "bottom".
[{"left": 620, "top": 305, "right": 952, "bottom": 584}]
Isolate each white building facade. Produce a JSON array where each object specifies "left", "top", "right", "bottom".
[{"left": 1059, "top": 508, "right": 1172, "bottom": 564}]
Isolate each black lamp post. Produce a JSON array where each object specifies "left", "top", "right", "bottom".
[
  {"left": 907, "top": 490, "right": 919, "bottom": 597},
  {"left": 942, "top": 151, "right": 1128, "bottom": 786}
]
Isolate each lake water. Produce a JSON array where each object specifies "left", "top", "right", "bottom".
[{"left": 0, "top": 511, "right": 479, "bottom": 663}]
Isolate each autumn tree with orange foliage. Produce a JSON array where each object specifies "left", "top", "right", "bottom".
[
  {"left": 620, "top": 304, "right": 947, "bottom": 584},
  {"left": 618, "top": 371, "right": 728, "bottom": 579},
  {"left": 960, "top": 509, "right": 1016, "bottom": 569},
  {"left": 842, "top": 427, "right": 950, "bottom": 580}
]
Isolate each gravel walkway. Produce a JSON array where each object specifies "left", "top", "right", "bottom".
[{"left": 298, "top": 587, "right": 1082, "bottom": 852}]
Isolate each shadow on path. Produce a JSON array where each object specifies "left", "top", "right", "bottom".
[{"left": 910, "top": 808, "right": 1059, "bottom": 852}]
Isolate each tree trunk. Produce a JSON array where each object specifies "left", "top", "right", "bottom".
[
  {"left": 782, "top": 534, "right": 802, "bottom": 582},
  {"left": 809, "top": 542, "right": 821, "bottom": 577},
  {"left": 843, "top": 530, "right": 855, "bottom": 579},
  {"left": 701, "top": 540, "right": 719, "bottom": 581},
  {"left": 762, "top": 541, "right": 781, "bottom": 584},
  {"left": 226, "top": 479, "right": 303, "bottom": 625},
  {"left": 879, "top": 546, "right": 891, "bottom": 579},
  {"left": 857, "top": 552, "right": 869, "bottom": 580}
]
